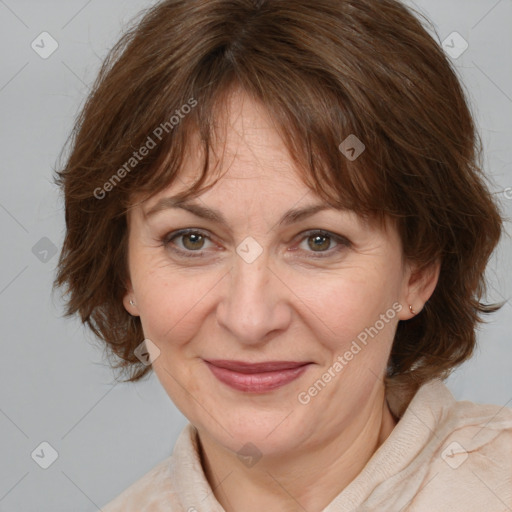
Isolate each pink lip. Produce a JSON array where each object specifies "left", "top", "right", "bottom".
[{"left": 204, "top": 359, "right": 311, "bottom": 392}]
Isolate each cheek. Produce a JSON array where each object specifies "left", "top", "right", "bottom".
[
  {"left": 286, "top": 265, "right": 402, "bottom": 363},
  {"left": 132, "top": 261, "right": 226, "bottom": 346},
  {"left": 295, "top": 265, "right": 400, "bottom": 326}
]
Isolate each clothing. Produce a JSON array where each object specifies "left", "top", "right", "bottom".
[{"left": 102, "top": 379, "right": 512, "bottom": 511}]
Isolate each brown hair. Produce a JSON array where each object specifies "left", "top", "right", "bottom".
[{"left": 54, "top": 0, "right": 503, "bottom": 392}]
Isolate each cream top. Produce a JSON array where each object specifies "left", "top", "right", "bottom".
[{"left": 102, "top": 379, "right": 512, "bottom": 511}]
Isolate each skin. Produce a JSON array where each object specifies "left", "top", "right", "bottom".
[{"left": 123, "top": 88, "right": 440, "bottom": 512}]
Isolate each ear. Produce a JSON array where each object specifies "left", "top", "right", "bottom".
[
  {"left": 122, "top": 282, "right": 140, "bottom": 317},
  {"left": 398, "top": 259, "right": 441, "bottom": 320}
]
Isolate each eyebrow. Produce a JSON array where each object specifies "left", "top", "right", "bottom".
[{"left": 144, "top": 197, "right": 339, "bottom": 226}]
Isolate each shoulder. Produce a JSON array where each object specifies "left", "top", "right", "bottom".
[
  {"left": 392, "top": 378, "right": 512, "bottom": 447},
  {"left": 429, "top": 381, "right": 512, "bottom": 464},
  {"left": 101, "top": 455, "right": 176, "bottom": 512},
  {"left": 401, "top": 380, "right": 512, "bottom": 510},
  {"left": 101, "top": 423, "right": 223, "bottom": 512}
]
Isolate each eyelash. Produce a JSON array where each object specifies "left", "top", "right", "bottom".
[{"left": 161, "top": 228, "right": 350, "bottom": 259}]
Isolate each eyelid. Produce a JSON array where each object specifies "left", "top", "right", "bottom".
[
  {"left": 293, "top": 229, "right": 351, "bottom": 257},
  {"left": 162, "top": 228, "right": 212, "bottom": 245},
  {"left": 162, "top": 228, "right": 350, "bottom": 259},
  {"left": 162, "top": 228, "right": 218, "bottom": 257}
]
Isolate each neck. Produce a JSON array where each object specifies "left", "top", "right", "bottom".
[{"left": 197, "top": 387, "right": 397, "bottom": 512}]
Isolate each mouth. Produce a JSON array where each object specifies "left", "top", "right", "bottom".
[{"left": 203, "top": 359, "right": 312, "bottom": 393}]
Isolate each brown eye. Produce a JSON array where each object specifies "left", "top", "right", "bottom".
[
  {"left": 162, "top": 229, "right": 215, "bottom": 258},
  {"left": 181, "top": 232, "right": 206, "bottom": 251},
  {"left": 296, "top": 230, "right": 350, "bottom": 259},
  {"left": 307, "top": 234, "right": 332, "bottom": 252}
]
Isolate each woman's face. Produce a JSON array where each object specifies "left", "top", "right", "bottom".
[{"left": 124, "top": 90, "right": 422, "bottom": 458}]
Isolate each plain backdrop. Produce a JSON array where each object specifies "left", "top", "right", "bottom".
[{"left": 0, "top": 1, "right": 511, "bottom": 510}]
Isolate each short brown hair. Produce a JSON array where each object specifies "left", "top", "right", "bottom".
[{"left": 54, "top": 0, "right": 503, "bottom": 392}]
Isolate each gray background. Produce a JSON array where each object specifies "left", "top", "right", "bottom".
[{"left": 0, "top": 1, "right": 510, "bottom": 510}]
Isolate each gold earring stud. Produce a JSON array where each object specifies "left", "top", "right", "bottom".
[{"left": 409, "top": 304, "right": 416, "bottom": 315}]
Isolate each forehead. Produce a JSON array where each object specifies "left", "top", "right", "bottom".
[
  {"left": 187, "top": 90, "right": 301, "bottom": 180},
  {"left": 132, "top": 86, "right": 386, "bottom": 237},
  {"left": 158, "top": 89, "right": 318, "bottom": 202},
  {"left": 133, "top": 101, "right": 391, "bottom": 240}
]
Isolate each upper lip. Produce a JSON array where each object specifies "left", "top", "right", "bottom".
[{"left": 204, "top": 359, "right": 310, "bottom": 373}]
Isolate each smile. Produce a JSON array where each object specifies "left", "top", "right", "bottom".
[{"left": 203, "top": 360, "right": 312, "bottom": 393}]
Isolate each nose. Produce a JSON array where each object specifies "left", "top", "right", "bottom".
[{"left": 215, "top": 252, "right": 292, "bottom": 346}]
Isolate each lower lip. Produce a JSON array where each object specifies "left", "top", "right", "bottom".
[{"left": 205, "top": 362, "right": 311, "bottom": 393}]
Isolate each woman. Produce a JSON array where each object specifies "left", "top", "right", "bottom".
[{"left": 54, "top": 0, "right": 512, "bottom": 510}]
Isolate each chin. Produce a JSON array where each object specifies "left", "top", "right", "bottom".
[{"left": 193, "top": 396, "right": 310, "bottom": 456}]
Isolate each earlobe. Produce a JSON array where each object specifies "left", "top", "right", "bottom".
[
  {"left": 399, "top": 260, "right": 441, "bottom": 320},
  {"left": 123, "top": 286, "right": 140, "bottom": 317}
]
